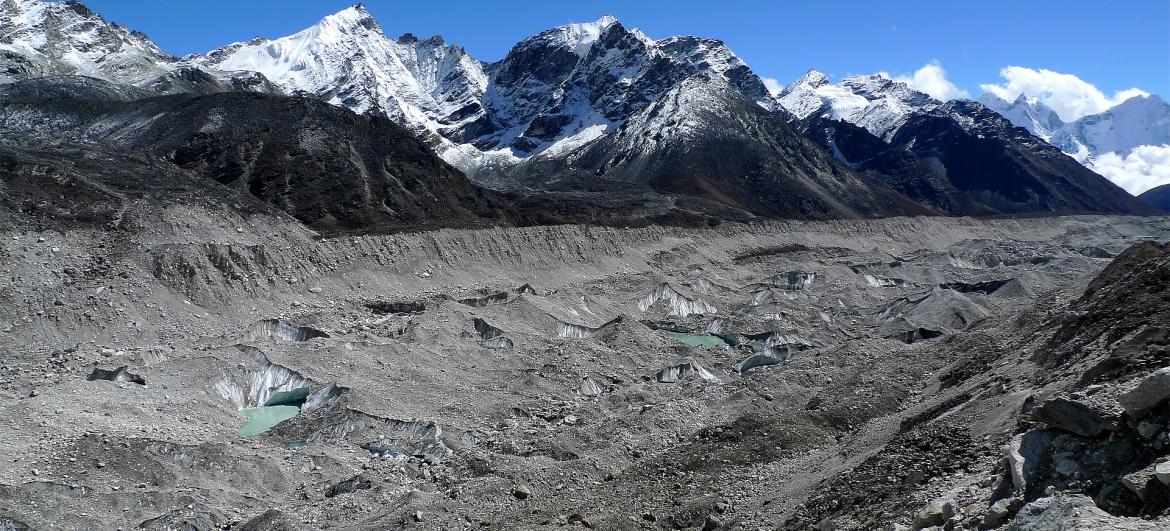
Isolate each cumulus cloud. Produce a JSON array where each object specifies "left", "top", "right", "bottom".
[
  {"left": 890, "top": 61, "right": 969, "bottom": 101},
  {"left": 762, "top": 77, "right": 783, "bottom": 96},
  {"left": 980, "top": 66, "right": 1148, "bottom": 122},
  {"left": 1088, "top": 144, "right": 1170, "bottom": 195}
]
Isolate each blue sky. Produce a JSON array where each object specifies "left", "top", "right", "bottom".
[{"left": 84, "top": 0, "right": 1167, "bottom": 100}]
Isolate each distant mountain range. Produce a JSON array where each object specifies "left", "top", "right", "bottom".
[
  {"left": 979, "top": 92, "right": 1170, "bottom": 190},
  {"left": 0, "top": 0, "right": 1160, "bottom": 227}
]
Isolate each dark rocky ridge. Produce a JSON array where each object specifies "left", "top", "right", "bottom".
[
  {"left": 1139, "top": 184, "right": 1170, "bottom": 213},
  {"left": 493, "top": 75, "right": 934, "bottom": 221},
  {"left": 0, "top": 76, "right": 517, "bottom": 235},
  {"left": 798, "top": 102, "right": 1158, "bottom": 216}
]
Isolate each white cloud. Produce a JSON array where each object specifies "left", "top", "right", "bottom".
[
  {"left": 980, "top": 66, "right": 1148, "bottom": 122},
  {"left": 1088, "top": 144, "right": 1170, "bottom": 195},
  {"left": 890, "top": 61, "right": 969, "bottom": 101},
  {"left": 762, "top": 77, "right": 783, "bottom": 96}
]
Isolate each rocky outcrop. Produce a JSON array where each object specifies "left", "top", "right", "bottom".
[
  {"left": 1031, "top": 396, "right": 1122, "bottom": 437},
  {"left": 1118, "top": 368, "right": 1170, "bottom": 418}
]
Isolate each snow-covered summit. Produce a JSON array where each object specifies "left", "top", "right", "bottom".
[
  {"left": 778, "top": 69, "right": 938, "bottom": 139},
  {"left": 977, "top": 93, "right": 1065, "bottom": 139},
  {"left": 195, "top": 4, "right": 488, "bottom": 138},
  {"left": 1049, "top": 94, "right": 1170, "bottom": 160},
  {"left": 548, "top": 16, "right": 619, "bottom": 57},
  {"left": 2, "top": 2, "right": 795, "bottom": 177},
  {"left": 980, "top": 90, "right": 1170, "bottom": 189},
  {"left": 0, "top": 0, "right": 177, "bottom": 84}
]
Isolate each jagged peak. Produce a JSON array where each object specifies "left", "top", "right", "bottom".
[
  {"left": 543, "top": 15, "right": 619, "bottom": 57},
  {"left": 563, "top": 15, "right": 618, "bottom": 33},
  {"left": 793, "top": 68, "right": 830, "bottom": 88},
  {"left": 314, "top": 3, "right": 382, "bottom": 36}
]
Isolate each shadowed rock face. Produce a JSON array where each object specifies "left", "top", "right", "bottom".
[
  {"left": 365, "top": 301, "right": 426, "bottom": 315},
  {"left": 242, "top": 320, "right": 329, "bottom": 343},
  {"left": 0, "top": 77, "right": 519, "bottom": 235},
  {"left": 87, "top": 366, "right": 146, "bottom": 386},
  {"left": 504, "top": 75, "right": 932, "bottom": 221},
  {"left": 798, "top": 103, "right": 1158, "bottom": 216},
  {"left": 1138, "top": 184, "right": 1170, "bottom": 213}
]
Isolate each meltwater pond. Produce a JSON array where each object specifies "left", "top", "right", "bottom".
[
  {"left": 672, "top": 332, "right": 728, "bottom": 348},
  {"left": 239, "top": 405, "right": 300, "bottom": 436}
]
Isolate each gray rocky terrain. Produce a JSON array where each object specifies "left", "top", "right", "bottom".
[{"left": 2, "top": 207, "right": 1168, "bottom": 530}]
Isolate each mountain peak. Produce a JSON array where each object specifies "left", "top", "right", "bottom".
[
  {"left": 793, "top": 69, "right": 830, "bottom": 89},
  {"left": 316, "top": 4, "right": 381, "bottom": 34},
  {"left": 1109, "top": 93, "right": 1169, "bottom": 113},
  {"left": 548, "top": 15, "right": 619, "bottom": 56}
]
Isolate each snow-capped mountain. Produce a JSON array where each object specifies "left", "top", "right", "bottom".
[
  {"left": 1049, "top": 95, "right": 1170, "bottom": 161},
  {"left": 979, "top": 91, "right": 1170, "bottom": 194},
  {"left": 781, "top": 71, "right": 1154, "bottom": 215},
  {"left": 777, "top": 69, "right": 938, "bottom": 140},
  {"left": 494, "top": 72, "right": 924, "bottom": 220},
  {"left": 977, "top": 93, "right": 1065, "bottom": 140},
  {"left": 196, "top": 5, "right": 488, "bottom": 144},
  {"left": 0, "top": 0, "right": 1157, "bottom": 218},
  {"left": 194, "top": 8, "right": 775, "bottom": 174},
  {"left": 0, "top": 0, "right": 176, "bottom": 84},
  {"left": 980, "top": 92, "right": 1170, "bottom": 161},
  {"left": 0, "top": 0, "right": 279, "bottom": 94}
]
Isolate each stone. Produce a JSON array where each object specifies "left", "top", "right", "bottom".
[
  {"left": 1136, "top": 420, "right": 1162, "bottom": 439},
  {"left": 1008, "top": 494, "right": 1163, "bottom": 530},
  {"left": 1031, "top": 397, "right": 1121, "bottom": 437},
  {"left": 912, "top": 498, "right": 953, "bottom": 529},
  {"left": 703, "top": 514, "right": 723, "bottom": 530},
  {"left": 1004, "top": 430, "right": 1053, "bottom": 493},
  {"left": 1155, "top": 461, "right": 1170, "bottom": 487},
  {"left": 1121, "top": 464, "right": 1158, "bottom": 502},
  {"left": 1118, "top": 368, "right": 1170, "bottom": 419},
  {"left": 578, "top": 377, "right": 604, "bottom": 397},
  {"left": 512, "top": 484, "right": 530, "bottom": 500},
  {"left": 983, "top": 498, "right": 1014, "bottom": 526}
]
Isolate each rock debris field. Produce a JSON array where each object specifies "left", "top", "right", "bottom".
[{"left": 1, "top": 213, "right": 1169, "bottom": 530}]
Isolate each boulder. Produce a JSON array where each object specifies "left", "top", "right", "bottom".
[
  {"left": 912, "top": 498, "right": 954, "bottom": 529},
  {"left": 1003, "top": 430, "right": 1054, "bottom": 493},
  {"left": 983, "top": 497, "right": 1016, "bottom": 527},
  {"left": 1155, "top": 461, "right": 1170, "bottom": 487},
  {"left": 1007, "top": 495, "right": 1163, "bottom": 530},
  {"left": 1117, "top": 368, "right": 1170, "bottom": 419},
  {"left": 1031, "top": 397, "right": 1121, "bottom": 437},
  {"left": 578, "top": 377, "right": 604, "bottom": 397},
  {"left": 1121, "top": 464, "right": 1158, "bottom": 502}
]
